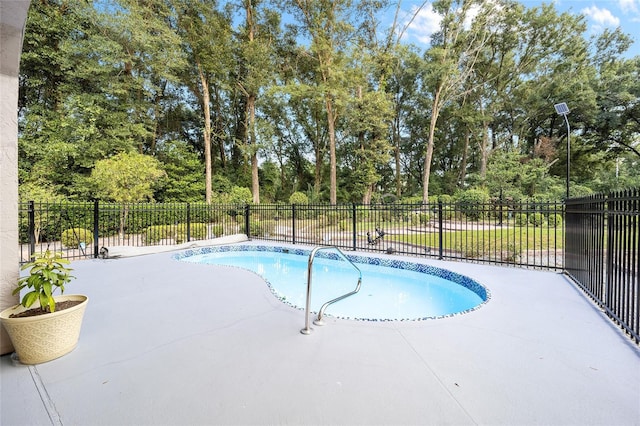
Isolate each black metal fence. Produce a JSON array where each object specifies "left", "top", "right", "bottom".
[
  {"left": 248, "top": 201, "right": 564, "bottom": 269},
  {"left": 19, "top": 194, "right": 639, "bottom": 342},
  {"left": 565, "top": 189, "right": 639, "bottom": 343},
  {"left": 19, "top": 200, "right": 564, "bottom": 270}
]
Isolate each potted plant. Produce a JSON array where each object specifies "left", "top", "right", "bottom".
[{"left": 0, "top": 250, "right": 88, "bottom": 364}]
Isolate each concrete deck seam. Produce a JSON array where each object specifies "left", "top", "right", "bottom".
[
  {"left": 29, "top": 365, "right": 62, "bottom": 426},
  {"left": 395, "top": 326, "right": 479, "bottom": 425}
]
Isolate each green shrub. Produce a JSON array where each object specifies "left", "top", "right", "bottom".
[
  {"left": 441, "top": 206, "right": 454, "bottom": 220},
  {"left": 410, "top": 212, "right": 430, "bottom": 225},
  {"left": 144, "top": 225, "right": 171, "bottom": 244},
  {"left": 529, "top": 212, "right": 545, "bottom": 227},
  {"left": 325, "top": 211, "right": 341, "bottom": 226},
  {"left": 455, "top": 189, "right": 490, "bottom": 220},
  {"left": 210, "top": 224, "right": 224, "bottom": 237},
  {"left": 242, "top": 220, "right": 275, "bottom": 237},
  {"left": 175, "top": 223, "right": 207, "bottom": 243},
  {"left": 61, "top": 228, "right": 94, "bottom": 248},
  {"left": 438, "top": 194, "right": 453, "bottom": 204},
  {"left": 316, "top": 214, "right": 327, "bottom": 227},
  {"left": 229, "top": 186, "right": 253, "bottom": 204},
  {"left": 515, "top": 213, "right": 528, "bottom": 226},
  {"left": 548, "top": 214, "right": 563, "bottom": 228},
  {"left": 289, "top": 191, "right": 308, "bottom": 204},
  {"left": 356, "top": 206, "right": 370, "bottom": 221},
  {"left": 274, "top": 202, "right": 292, "bottom": 219},
  {"left": 144, "top": 222, "right": 207, "bottom": 244},
  {"left": 402, "top": 196, "right": 424, "bottom": 205}
]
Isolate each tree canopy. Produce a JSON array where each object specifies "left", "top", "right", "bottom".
[{"left": 18, "top": 0, "right": 640, "bottom": 204}]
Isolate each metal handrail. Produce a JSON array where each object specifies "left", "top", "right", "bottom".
[{"left": 300, "top": 246, "right": 362, "bottom": 335}]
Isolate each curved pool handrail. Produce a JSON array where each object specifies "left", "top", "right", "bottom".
[{"left": 300, "top": 246, "right": 362, "bottom": 335}]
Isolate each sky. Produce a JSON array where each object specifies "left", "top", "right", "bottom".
[{"left": 395, "top": 0, "right": 640, "bottom": 58}]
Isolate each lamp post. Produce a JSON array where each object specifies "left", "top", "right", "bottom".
[{"left": 554, "top": 102, "right": 570, "bottom": 199}]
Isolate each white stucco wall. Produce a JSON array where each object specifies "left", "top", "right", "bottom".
[{"left": 0, "top": 1, "right": 30, "bottom": 355}]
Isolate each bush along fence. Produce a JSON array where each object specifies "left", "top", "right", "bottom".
[
  {"left": 565, "top": 188, "right": 639, "bottom": 343},
  {"left": 19, "top": 199, "right": 564, "bottom": 270}
]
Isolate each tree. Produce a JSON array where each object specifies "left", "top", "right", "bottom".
[
  {"left": 91, "top": 152, "right": 166, "bottom": 240},
  {"left": 586, "top": 29, "right": 640, "bottom": 160},
  {"left": 283, "top": 0, "right": 366, "bottom": 204},
  {"left": 173, "top": 0, "right": 234, "bottom": 203},
  {"left": 18, "top": 0, "right": 186, "bottom": 195},
  {"left": 234, "top": 0, "right": 280, "bottom": 203},
  {"left": 18, "top": 180, "right": 65, "bottom": 246},
  {"left": 155, "top": 140, "right": 206, "bottom": 202},
  {"left": 419, "top": 0, "right": 498, "bottom": 203}
]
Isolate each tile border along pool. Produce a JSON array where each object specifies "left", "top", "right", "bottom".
[
  {"left": 174, "top": 244, "right": 491, "bottom": 322},
  {"left": 2, "top": 241, "right": 638, "bottom": 426}
]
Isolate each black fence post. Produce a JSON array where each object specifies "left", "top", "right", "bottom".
[
  {"left": 93, "top": 201, "right": 99, "bottom": 258},
  {"left": 438, "top": 201, "right": 443, "bottom": 260},
  {"left": 28, "top": 200, "right": 35, "bottom": 259},
  {"left": 352, "top": 203, "right": 357, "bottom": 251},
  {"left": 605, "top": 191, "right": 613, "bottom": 307},
  {"left": 186, "top": 202, "right": 191, "bottom": 242},
  {"left": 244, "top": 204, "right": 250, "bottom": 239},
  {"left": 292, "top": 204, "right": 296, "bottom": 245}
]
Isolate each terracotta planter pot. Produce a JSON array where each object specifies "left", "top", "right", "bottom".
[{"left": 0, "top": 295, "right": 88, "bottom": 364}]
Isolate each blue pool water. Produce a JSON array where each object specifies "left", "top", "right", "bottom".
[{"left": 175, "top": 245, "right": 489, "bottom": 321}]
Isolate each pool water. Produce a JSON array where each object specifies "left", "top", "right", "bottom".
[{"left": 176, "top": 245, "right": 489, "bottom": 321}]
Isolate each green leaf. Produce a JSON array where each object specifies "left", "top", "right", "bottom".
[{"left": 22, "top": 291, "right": 39, "bottom": 308}]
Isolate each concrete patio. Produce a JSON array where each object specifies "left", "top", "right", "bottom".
[{"left": 1, "top": 242, "right": 639, "bottom": 425}]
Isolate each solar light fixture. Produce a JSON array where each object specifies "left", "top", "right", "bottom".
[
  {"left": 554, "top": 102, "right": 570, "bottom": 115},
  {"left": 554, "top": 103, "right": 571, "bottom": 198}
]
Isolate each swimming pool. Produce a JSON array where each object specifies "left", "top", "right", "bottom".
[{"left": 174, "top": 245, "right": 490, "bottom": 321}]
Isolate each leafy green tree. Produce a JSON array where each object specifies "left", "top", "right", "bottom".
[
  {"left": 18, "top": 180, "right": 66, "bottom": 246},
  {"left": 92, "top": 152, "right": 165, "bottom": 203},
  {"left": 283, "top": 0, "right": 370, "bottom": 204},
  {"left": 585, "top": 29, "right": 640, "bottom": 161},
  {"left": 155, "top": 140, "right": 205, "bottom": 202},
  {"left": 173, "top": 0, "right": 234, "bottom": 203},
  {"left": 419, "top": 0, "right": 501, "bottom": 203},
  {"left": 105, "top": 0, "right": 188, "bottom": 153},
  {"left": 233, "top": 0, "right": 281, "bottom": 203},
  {"left": 91, "top": 152, "right": 166, "bottom": 240}
]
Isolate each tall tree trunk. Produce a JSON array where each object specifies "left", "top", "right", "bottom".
[
  {"left": 458, "top": 127, "right": 470, "bottom": 187},
  {"left": 245, "top": 1, "right": 259, "bottom": 204},
  {"left": 422, "top": 88, "right": 441, "bottom": 204},
  {"left": 479, "top": 120, "right": 490, "bottom": 180},
  {"left": 213, "top": 87, "right": 226, "bottom": 169},
  {"left": 394, "top": 114, "right": 402, "bottom": 197},
  {"left": 248, "top": 94, "right": 259, "bottom": 203},
  {"left": 198, "top": 62, "right": 212, "bottom": 203},
  {"left": 326, "top": 96, "right": 337, "bottom": 205},
  {"left": 363, "top": 184, "right": 374, "bottom": 205}
]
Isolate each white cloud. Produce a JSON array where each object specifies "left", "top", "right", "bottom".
[
  {"left": 400, "top": 0, "right": 503, "bottom": 45},
  {"left": 581, "top": 5, "right": 620, "bottom": 27},
  {"left": 401, "top": 4, "right": 442, "bottom": 45},
  {"left": 618, "top": 0, "right": 639, "bottom": 14}
]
